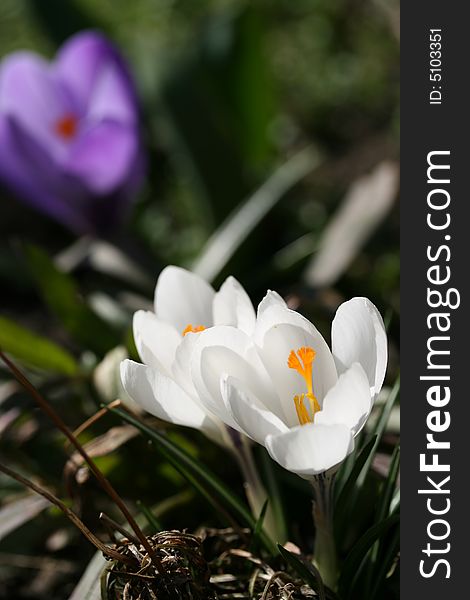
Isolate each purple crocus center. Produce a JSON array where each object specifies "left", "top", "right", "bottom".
[
  {"left": 54, "top": 113, "right": 78, "bottom": 140},
  {"left": 0, "top": 31, "right": 145, "bottom": 233}
]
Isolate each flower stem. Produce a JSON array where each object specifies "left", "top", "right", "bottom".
[
  {"left": 311, "top": 471, "right": 338, "bottom": 590},
  {"left": 233, "top": 433, "right": 284, "bottom": 543}
]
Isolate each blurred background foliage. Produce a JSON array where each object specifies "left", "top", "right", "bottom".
[{"left": 0, "top": 0, "right": 399, "bottom": 598}]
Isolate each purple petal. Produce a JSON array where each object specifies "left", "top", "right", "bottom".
[
  {"left": 0, "top": 115, "right": 92, "bottom": 232},
  {"left": 54, "top": 31, "right": 138, "bottom": 124},
  {"left": 63, "top": 120, "right": 138, "bottom": 195},
  {"left": 0, "top": 32, "right": 145, "bottom": 235},
  {"left": 0, "top": 52, "right": 76, "bottom": 158}
]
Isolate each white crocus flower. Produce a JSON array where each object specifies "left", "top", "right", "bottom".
[
  {"left": 120, "top": 265, "right": 256, "bottom": 448},
  {"left": 190, "top": 291, "right": 387, "bottom": 478}
]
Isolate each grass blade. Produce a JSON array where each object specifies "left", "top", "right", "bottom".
[
  {"left": 335, "top": 435, "right": 377, "bottom": 511},
  {"left": 137, "top": 500, "right": 162, "bottom": 533},
  {"left": 358, "top": 376, "right": 400, "bottom": 488},
  {"left": 365, "top": 444, "right": 400, "bottom": 595},
  {"left": 303, "top": 161, "right": 398, "bottom": 287},
  {"left": 109, "top": 406, "right": 277, "bottom": 555},
  {"left": 0, "top": 495, "right": 50, "bottom": 542},
  {"left": 369, "top": 526, "right": 399, "bottom": 599},
  {"left": 335, "top": 379, "right": 399, "bottom": 544},
  {"left": 277, "top": 544, "right": 331, "bottom": 600},
  {"left": 249, "top": 498, "right": 269, "bottom": 553},
  {"left": 68, "top": 550, "right": 106, "bottom": 600},
  {"left": 375, "top": 445, "right": 400, "bottom": 525},
  {"left": 0, "top": 316, "right": 78, "bottom": 375},
  {"left": 261, "top": 449, "right": 288, "bottom": 543},
  {"left": 338, "top": 512, "right": 399, "bottom": 599},
  {"left": 192, "top": 147, "right": 320, "bottom": 282}
]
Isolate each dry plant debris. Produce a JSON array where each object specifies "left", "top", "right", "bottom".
[{"left": 104, "top": 529, "right": 319, "bottom": 600}]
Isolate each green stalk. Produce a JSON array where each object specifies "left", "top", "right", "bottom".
[
  {"left": 311, "top": 471, "right": 338, "bottom": 590},
  {"left": 235, "top": 435, "right": 284, "bottom": 544}
]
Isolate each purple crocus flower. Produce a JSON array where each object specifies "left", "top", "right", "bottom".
[{"left": 0, "top": 31, "right": 145, "bottom": 234}]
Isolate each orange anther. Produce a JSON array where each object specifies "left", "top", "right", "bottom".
[
  {"left": 182, "top": 324, "right": 206, "bottom": 336},
  {"left": 288, "top": 346, "right": 319, "bottom": 426}
]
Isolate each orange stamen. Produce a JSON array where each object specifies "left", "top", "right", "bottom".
[
  {"left": 287, "top": 350, "right": 303, "bottom": 373},
  {"left": 294, "top": 395, "right": 312, "bottom": 425},
  {"left": 182, "top": 324, "right": 206, "bottom": 336},
  {"left": 308, "top": 393, "right": 321, "bottom": 415},
  {"left": 54, "top": 114, "right": 78, "bottom": 140},
  {"left": 288, "top": 346, "right": 319, "bottom": 426}
]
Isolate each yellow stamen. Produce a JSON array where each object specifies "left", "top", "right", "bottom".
[
  {"left": 294, "top": 394, "right": 312, "bottom": 425},
  {"left": 288, "top": 346, "right": 319, "bottom": 425},
  {"left": 182, "top": 324, "right": 206, "bottom": 336},
  {"left": 308, "top": 392, "right": 321, "bottom": 415}
]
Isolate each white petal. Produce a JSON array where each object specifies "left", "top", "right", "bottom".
[
  {"left": 154, "top": 266, "right": 215, "bottom": 333},
  {"left": 254, "top": 305, "right": 337, "bottom": 427},
  {"left": 257, "top": 290, "right": 287, "bottom": 318},
  {"left": 172, "top": 329, "right": 200, "bottom": 398},
  {"left": 315, "top": 363, "right": 372, "bottom": 435},
  {"left": 265, "top": 423, "right": 353, "bottom": 477},
  {"left": 331, "top": 297, "right": 387, "bottom": 396},
  {"left": 121, "top": 359, "right": 211, "bottom": 431},
  {"left": 221, "top": 376, "right": 288, "bottom": 445},
  {"left": 191, "top": 326, "right": 283, "bottom": 424},
  {"left": 213, "top": 276, "right": 256, "bottom": 335},
  {"left": 133, "top": 310, "right": 180, "bottom": 375}
]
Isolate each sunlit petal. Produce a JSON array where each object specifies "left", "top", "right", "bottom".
[
  {"left": 154, "top": 265, "right": 215, "bottom": 333},
  {"left": 265, "top": 423, "right": 354, "bottom": 478},
  {"left": 332, "top": 297, "right": 387, "bottom": 397}
]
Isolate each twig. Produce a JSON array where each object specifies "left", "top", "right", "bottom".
[
  {"left": 0, "top": 461, "right": 133, "bottom": 565},
  {"left": 68, "top": 399, "right": 122, "bottom": 447},
  {"left": 0, "top": 350, "right": 165, "bottom": 575},
  {"left": 100, "top": 512, "right": 141, "bottom": 547}
]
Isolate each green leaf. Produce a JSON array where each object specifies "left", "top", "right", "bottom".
[
  {"left": 365, "top": 445, "right": 400, "bottom": 595},
  {"left": 332, "top": 431, "right": 362, "bottom": 503},
  {"left": 68, "top": 549, "right": 106, "bottom": 600},
  {"left": 24, "top": 245, "right": 119, "bottom": 356},
  {"left": 335, "top": 379, "right": 400, "bottom": 545},
  {"left": 334, "top": 435, "right": 377, "bottom": 542},
  {"left": 249, "top": 498, "right": 269, "bottom": 553},
  {"left": 109, "top": 407, "right": 276, "bottom": 555},
  {"left": 160, "top": 51, "right": 248, "bottom": 229},
  {"left": 0, "top": 316, "right": 78, "bottom": 375},
  {"left": 137, "top": 500, "right": 162, "bottom": 533},
  {"left": 389, "top": 488, "right": 400, "bottom": 515},
  {"left": 0, "top": 495, "right": 50, "bottom": 542},
  {"left": 384, "top": 307, "right": 394, "bottom": 332},
  {"left": 375, "top": 445, "right": 400, "bottom": 525},
  {"left": 261, "top": 449, "right": 288, "bottom": 543},
  {"left": 277, "top": 544, "right": 330, "bottom": 600},
  {"left": 212, "top": 7, "right": 275, "bottom": 165},
  {"left": 335, "top": 435, "right": 377, "bottom": 511},
  {"left": 357, "top": 376, "right": 400, "bottom": 488},
  {"left": 369, "top": 526, "right": 399, "bottom": 600},
  {"left": 338, "top": 512, "right": 399, "bottom": 599}
]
